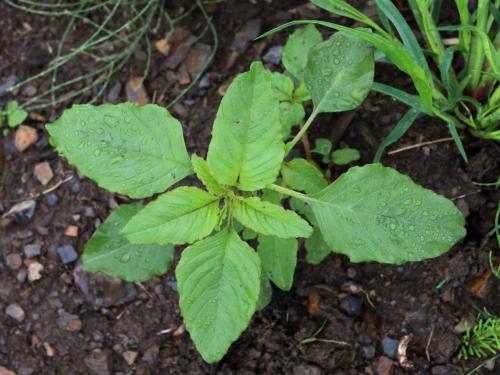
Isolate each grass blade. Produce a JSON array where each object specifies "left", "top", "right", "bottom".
[
  {"left": 374, "top": 108, "right": 421, "bottom": 162},
  {"left": 372, "top": 82, "right": 429, "bottom": 113},
  {"left": 376, "top": 0, "right": 431, "bottom": 73}
]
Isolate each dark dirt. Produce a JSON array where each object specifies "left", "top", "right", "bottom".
[{"left": 1, "top": 1, "right": 499, "bottom": 374}]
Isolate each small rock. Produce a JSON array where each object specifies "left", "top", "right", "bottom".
[
  {"left": 27, "top": 260, "right": 43, "bottom": 281},
  {"left": 292, "top": 364, "right": 322, "bottom": 375},
  {"left": 16, "top": 268, "right": 27, "bottom": 283},
  {"left": 6, "top": 303, "right": 25, "bottom": 322},
  {"left": 84, "top": 207, "right": 96, "bottom": 218},
  {"left": 23, "top": 85, "right": 37, "bottom": 97},
  {"left": 183, "top": 42, "right": 212, "bottom": 75},
  {"left": 24, "top": 244, "right": 42, "bottom": 257},
  {"left": 46, "top": 193, "right": 58, "bottom": 206},
  {"left": 346, "top": 267, "right": 358, "bottom": 279},
  {"left": 339, "top": 295, "right": 363, "bottom": 317},
  {"left": 198, "top": 75, "right": 210, "bottom": 89},
  {"left": 375, "top": 356, "right": 395, "bottom": 375},
  {"left": 456, "top": 199, "right": 469, "bottom": 217},
  {"left": 5, "top": 253, "right": 22, "bottom": 270},
  {"left": 3, "top": 200, "right": 36, "bottom": 222},
  {"left": 65, "top": 225, "right": 79, "bottom": 237},
  {"left": 43, "top": 342, "right": 56, "bottom": 357},
  {"left": 106, "top": 82, "right": 122, "bottom": 103},
  {"left": 263, "top": 45, "right": 282, "bottom": 65},
  {"left": 453, "top": 317, "right": 474, "bottom": 334},
  {"left": 0, "top": 74, "right": 19, "bottom": 94},
  {"left": 362, "top": 345, "right": 376, "bottom": 359},
  {"left": 122, "top": 350, "right": 138, "bottom": 365},
  {"left": 33, "top": 161, "right": 53, "bottom": 186},
  {"left": 14, "top": 125, "right": 38, "bottom": 152},
  {"left": 381, "top": 336, "right": 399, "bottom": 358},
  {"left": 126, "top": 77, "right": 149, "bottom": 106},
  {"left": 0, "top": 366, "right": 16, "bottom": 375},
  {"left": 57, "top": 245, "right": 78, "bottom": 264},
  {"left": 57, "top": 312, "right": 82, "bottom": 332},
  {"left": 154, "top": 38, "right": 170, "bottom": 55},
  {"left": 17, "top": 367, "right": 34, "bottom": 375},
  {"left": 84, "top": 349, "right": 113, "bottom": 375},
  {"left": 69, "top": 177, "right": 81, "bottom": 193}
]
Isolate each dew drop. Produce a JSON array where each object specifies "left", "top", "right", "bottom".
[{"left": 120, "top": 253, "right": 131, "bottom": 263}]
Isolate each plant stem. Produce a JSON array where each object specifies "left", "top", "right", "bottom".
[
  {"left": 285, "top": 108, "right": 319, "bottom": 156},
  {"left": 267, "top": 183, "right": 318, "bottom": 203},
  {"left": 298, "top": 120, "right": 312, "bottom": 160}
]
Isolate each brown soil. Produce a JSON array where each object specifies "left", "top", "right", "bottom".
[{"left": 1, "top": 1, "right": 499, "bottom": 374}]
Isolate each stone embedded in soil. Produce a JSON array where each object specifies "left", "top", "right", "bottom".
[
  {"left": 33, "top": 161, "right": 53, "bottom": 186},
  {"left": 46, "top": 193, "right": 58, "bottom": 206},
  {"left": 0, "top": 74, "right": 18, "bottom": 94},
  {"left": 381, "top": 336, "right": 399, "bottom": 358},
  {"left": 56, "top": 244, "right": 78, "bottom": 264},
  {"left": 84, "top": 349, "right": 113, "bottom": 375},
  {"left": 122, "top": 350, "right": 138, "bottom": 365},
  {"left": 183, "top": 42, "right": 212, "bottom": 75},
  {"left": 26, "top": 260, "right": 43, "bottom": 282},
  {"left": 292, "top": 364, "right": 322, "bottom": 375},
  {"left": 57, "top": 312, "right": 82, "bottom": 332},
  {"left": 14, "top": 125, "right": 38, "bottom": 152},
  {"left": 5, "top": 253, "right": 22, "bottom": 270},
  {"left": 466, "top": 269, "right": 492, "bottom": 298},
  {"left": 24, "top": 244, "right": 42, "bottom": 258},
  {"left": 339, "top": 295, "right": 363, "bottom": 317},
  {"left": 65, "top": 225, "right": 79, "bottom": 237},
  {"left": 374, "top": 356, "right": 395, "bottom": 375},
  {"left": 0, "top": 366, "right": 16, "bottom": 375},
  {"left": 69, "top": 176, "right": 81, "bottom": 193},
  {"left": 263, "top": 45, "right": 282, "bottom": 65},
  {"left": 126, "top": 77, "right": 149, "bottom": 106},
  {"left": 43, "top": 342, "right": 56, "bottom": 357},
  {"left": 362, "top": 345, "right": 376, "bottom": 359},
  {"left": 5, "top": 303, "right": 25, "bottom": 322},
  {"left": 3, "top": 200, "right": 36, "bottom": 222}
]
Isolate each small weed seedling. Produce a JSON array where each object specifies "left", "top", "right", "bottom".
[
  {"left": 263, "top": 0, "right": 500, "bottom": 161},
  {"left": 47, "top": 30, "right": 466, "bottom": 362},
  {"left": 0, "top": 100, "right": 27, "bottom": 130},
  {"left": 460, "top": 312, "right": 500, "bottom": 360}
]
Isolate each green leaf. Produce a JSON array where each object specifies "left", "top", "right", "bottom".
[
  {"left": 304, "top": 31, "right": 374, "bottom": 113},
  {"left": 332, "top": 148, "right": 360, "bottom": 165},
  {"left": 7, "top": 100, "right": 28, "bottom": 128},
  {"left": 46, "top": 103, "right": 191, "bottom": 198},
  {"left": 233, "top": 196, "right": 313, "bottom": 239},
  {"left": 122, "top": 187, "right": 220, "bottom": 245},
  {"left": 258, "top": 235, "right": 297, "bottom": 291},
  {"left": 256, "top": 271, "right": 273, "bottom": 311},
  {"left": 280, "top": 102, "right": 305, "bottom": 139},
  {"left": 282, "top": 25, "right": 323, "bottom": 81},
  {"left": 305, "top": 227, "right": 331, "bottom": 265},
  {"left": 176, "top": 228, "right": 260, "bottom": 363},
  {"left": 309, "top": 163, "right": 466, "bottom": 264},
  {"left": 293, "top": 82, "right": 311, "bottom": 102},
  {"left": 312, "top": 138, "right": 332, "bottom": 156},
  {"left": 81, "top": 204, "right": 173, "bottom": 282},
  {"left": 272, "top": 72, "right": 294, "bottom": 101},
  {"left": 207, "top": 62, "right": 283, "bottom": 191},
  {"left": 191, "top": 154, "right": 226, "bottom": 195},
  {"left": 242, "top": 228, "right": 258, "bottom": 240},
  {"left": 282, "top": 158, "right": 327, "bottom": 194},
  {"left": 261, "top": 188, "right": 282, "bottom": 204}
]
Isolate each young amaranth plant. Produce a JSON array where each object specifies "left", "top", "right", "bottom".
[
  {"left": 263, "top": 0, "right": 500, "bottom": 161},
  {"left": 47, "top": 40, "right": 465, "bottom": 363}
]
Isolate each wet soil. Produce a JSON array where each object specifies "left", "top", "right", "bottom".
[{"left": 1, "top": 1, "right": 499, "bottom": 374}]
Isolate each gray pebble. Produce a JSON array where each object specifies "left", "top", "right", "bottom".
[
  {"left": 46, "top": 193, "right": 58, "bottom": 206},
  {"left": 5, "top": 253, "right": 22, "bottom": 270},
  {"left": 6, "top": 303, "right": 25, "bottom": 322},
  {"left": 381, "top": 336, "right": 399, "bottom": 358},
  {"left": 57, "top": 245, "right": 78, "bottom": 264},
  {"left": 24, "top": 244, "right": 42, "bottom": 257},
  {"left": 263, "top": 45, "right": 283, "bottom": 65},
  {"left": 339, "top": 295, "right": 363, "bottom": 317}
]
